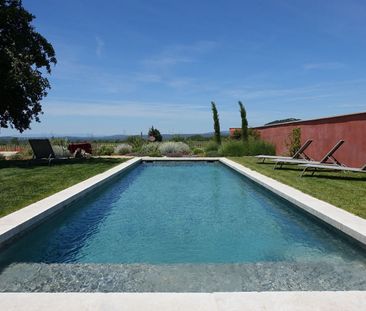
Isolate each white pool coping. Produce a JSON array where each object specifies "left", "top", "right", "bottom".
[
  {"left": 220, "top": 158, "right": 366, "bottom": 246},
  {"left": 0, "top": 291, "right": 365, "bottom": 310},
  {"left": 141, "top": 156, "right": 221, "bottom": 161},
  {"left": 0, "top": 157, "right": 141, "bottom": 247},
  {"left": 0, "top": 156, "right": 365, "bottom": 310},
  {"left": 0, "top": 156, "right": 365, "bottom": 247}
]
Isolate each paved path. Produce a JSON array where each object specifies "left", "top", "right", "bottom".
[{"left": 0, "top": 291, "right": 365, "bottom": 310}]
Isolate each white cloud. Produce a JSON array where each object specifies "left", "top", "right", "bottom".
[
  {"left": 144, "top": 56, "right": 193, "bottom": 67},
  {"left": 303, "top": 62, "right": 346, "bottom": 70},
  {"left": 142, "top": 40, "right": 218, "bottom": 69},
  {"left": 44, "top": 99, "right": 211, "bottom": 119},
  {"left": 221, "top": 79, "right": 366, "bottom": 102}
]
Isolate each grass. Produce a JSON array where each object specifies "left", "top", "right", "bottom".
[
  {"left": 0, "top": 158, "right": 126, "bottom": 218},
  {"left": 230, "top": 156, "right": 366, "bottom": 219}
]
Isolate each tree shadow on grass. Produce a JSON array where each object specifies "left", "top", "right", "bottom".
[
  {"left": 256, "top": 161, "right": 277, "bottom": 166},
  {"left": 301, "top": 173, "right": 366, "bottom": 182},
  {"left": 255, "top": 162, "right": 304, "bottom": 171},
  {"left": 0, "top": 158, "right": 123, "bottom": 170},
  {"left": 275, "top": 166, "right": 304, "bottom": 172},
  {"left": 255, "top": 165, "right": 366, "bottom": 181}
]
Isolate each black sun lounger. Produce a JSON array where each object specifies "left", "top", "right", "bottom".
[{"left": 29, "top": 139, "right": 57, "bottom": 165}]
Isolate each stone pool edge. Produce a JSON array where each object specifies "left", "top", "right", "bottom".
[
  {"left": 0, "top": 156, "right": 365, "bottom": 309},
  {"left": 1, "top": 156, "right": 365, "bottom": 248},
  {"left": 0, "top": 157, "right": 142, "bottom": 248},
  {"left": 220, "top": 158, "right": 366, "bottom": 246},
  {"left": 0, "top": 291, "right": 365, "bottom": 310}
]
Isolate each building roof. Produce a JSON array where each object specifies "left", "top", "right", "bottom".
[{"left": 253, "top": 111, "right": 366, "bottom": 129}]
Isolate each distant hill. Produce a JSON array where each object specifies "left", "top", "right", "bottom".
[
  {"left": 265, "top": 118, "right": 301, "bottom": 125},
  {"left": 0, "top": 131, "right": 230, "bottom": 142}
]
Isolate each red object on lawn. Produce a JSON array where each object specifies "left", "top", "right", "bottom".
[{"left": 68, "top": 143, "right": 92, "bottom": 154}]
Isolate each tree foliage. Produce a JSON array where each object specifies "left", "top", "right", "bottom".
[
  {"left": 148, "top": 126, "right": 162, "bottom": 142},
  {"left": 231, "top": 129, "right": 241, "bottom": 140},
  {"left": 0, "top": 0, "right": 56, "bottom": 132},
  {"left": 265, "top": 118, "right": 300, "bottom": 125},
  {"left": 211, "top": 101, "right": 221, "bottom": 145},
  {"left": 238, "top": 101, "right": 248, "bottom": 141},
  {"left": 287, "top": 127, "right": 301, "bottom": 156}
]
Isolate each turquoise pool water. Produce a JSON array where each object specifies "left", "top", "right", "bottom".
[{"left": 0, "top": 161, "right": 365, "bottom": 291}]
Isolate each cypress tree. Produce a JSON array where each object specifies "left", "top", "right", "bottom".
[
  {"left": 238, "top": 101, "right": 248, "bottom": 141},
  {"left": 211, "top": 101, "right": 221, "bottom": 145}
]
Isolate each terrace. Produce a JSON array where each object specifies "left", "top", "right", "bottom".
[
  {"left": 1, "top": 0, "right": 365, "bottom": 309},
  {"left": 0, "top": 143, "right": 365, "bottom": 309}
]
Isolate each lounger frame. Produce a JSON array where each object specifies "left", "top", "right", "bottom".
[
  {"left": 256, "top": 139, "right": 313, "bottom": 163},
  {"left": 272, "top": 140, "right": 344, "bottom": 169},
  {"left": 300, "top": 163, "right": 366, "bottom": 177}
]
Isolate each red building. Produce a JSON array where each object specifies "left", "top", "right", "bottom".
[{"left": 249, "top": 112, "right": 366, "bottom": 167}]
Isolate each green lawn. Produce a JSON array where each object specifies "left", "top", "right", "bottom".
[
  {"left": 0, "top": 158, "right": 126, "bottom": 218},
  {"left": 230, "top": 157, "right": 366, "bottom": 219}
]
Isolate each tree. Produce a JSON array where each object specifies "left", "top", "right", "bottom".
[
  {"left": 265, "top": 118, "right": 300, "bottom": 125},
  {"left": 148, "top": 126, "right": 162, "bottom": 142},
  {"left": 0, "top": 0, "right": 57, "bottom": 132},
  {"left": 238, "top": 101, "right": 248, "bottom": 141},
  {"left": 211, "top": 101, "right": 221, "bottom": 145},
  {"left": 231, "top": 129, "right": 241, "bottom": 140},
  {"left": 287, "top": 127, "right": 301, "bottom": 156}
]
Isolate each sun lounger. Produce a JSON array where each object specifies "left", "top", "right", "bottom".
[
  {"left": 271, "top": 140, "right": 344, "bottom": 169},
  {"left": 256, "top": 139, "right": 313, "bottom": 163},
  {"left": 28, "top": 139, "right": 59, "bottom": 165},
  {"left": 300, "top": 163, "right": 366, "bottom": 177}
]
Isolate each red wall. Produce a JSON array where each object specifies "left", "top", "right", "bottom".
[
  {"left": 253, "top": 112, "right": 366, "bottom": 167},
  {"left": 229, "top": 128, "right": 241, "bottom": 136}
]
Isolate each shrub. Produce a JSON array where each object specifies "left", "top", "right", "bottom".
[
  {"left": 186, "top": 134, "right": 208, "bottom": 141},
  {"left": 205, "top": 150, "right": 220, "bottom": 157},
  {"left": 140, "top": 143, "right": 161, "bottom": 156},
  {"left": 248, "top": 128, "right": 260, "bottom": 139},
  {"left": 219, "top": 141, "right": 247, "bottom": 156},
  {"left": 158, "top": 142, "right": 190, "bottom": 156},
  {"left": 192, "top": 147, "right": 204, "bottom": 155},
  {"left": 8, "top": 153, "right": 23, "bottom": 160},
  {"left": 97, "top": 145, "right": 114, "bottom": 155},
  {"left": 205, "top": 141, "right": 219, "bottom": 152},
  {"left": 0, "top": 154, "right": 5, "bottom": 160},
  {"left": 170, "top": 135, "right": 186, "bottom": 142},
  {"left": 52, "top": 145, "right": 71, "bottom": 157},
  {"left": 114, "top": 144, "right": 132, "bottom": 155},
  {"left": 218, "top": 138, "right": 275, "bottom": 157},
  {"left": 148, "top": 151, "right": 162, "bottom": 157},
  {"left": 231, "top": 129, "right": 242, "bottom": 140},
  {"left": 247, "top": 138, "right": 275, "bottom": 155},
  {"left": 126, "top": 136, "right": 144, "bottom": 150},
  {"left": 50, "top": 137, "right": 68, "bottom": 147},
  {"left": 22, "top": 148, "right": 33, "bottom": 157}
]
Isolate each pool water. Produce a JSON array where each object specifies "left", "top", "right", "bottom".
[{"left": 0, "top": 161, "right": 365, "bottom": 291}]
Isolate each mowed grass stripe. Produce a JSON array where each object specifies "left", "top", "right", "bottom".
[
  {"left": 0, "top": 158, "right": 126, "bottom": 217},
  {"left": 230, "top": 157, "right": 366, "bottom": 219}
]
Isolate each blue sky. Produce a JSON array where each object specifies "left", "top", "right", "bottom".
[{"left": 2, "top": 0, "right": 366, "bottom": 136}]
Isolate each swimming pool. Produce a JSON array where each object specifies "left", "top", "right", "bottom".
[{"left": 0, "top": 161, "right": 365, "bottom": 291}]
